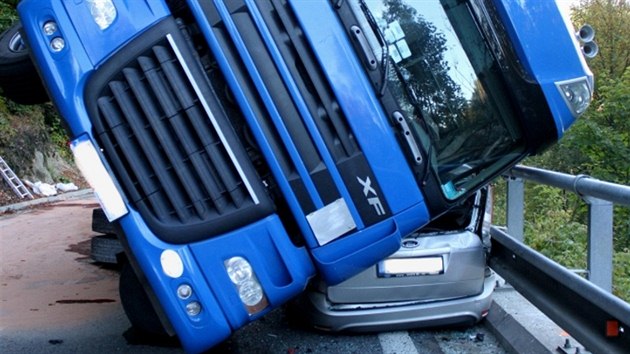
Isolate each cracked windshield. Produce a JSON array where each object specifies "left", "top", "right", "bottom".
[{"left": 360, "top": 0, "right": 525, "bottom": 199}]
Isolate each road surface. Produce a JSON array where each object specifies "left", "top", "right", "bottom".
[{"left": 0, "top": 195, "right": 506, "bottom": 353}]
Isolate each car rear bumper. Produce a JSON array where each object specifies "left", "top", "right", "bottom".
[{"left": 297, "top": 272, "right": 495, "bottom": 333}]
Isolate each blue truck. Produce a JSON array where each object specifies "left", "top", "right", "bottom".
[{"left": 15, "top": 0, "right": 594, "bottom": 352}]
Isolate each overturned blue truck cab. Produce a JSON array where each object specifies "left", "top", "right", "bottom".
[{"left": 18, "top": 0, "right": 593, "bottom": 352}]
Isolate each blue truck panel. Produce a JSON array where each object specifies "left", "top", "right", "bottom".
[
  {"left": 61, "top": 0, "right": 170, "bottom": 65},
  {"left": 117, "top": 205, "right": 233, "bottom": 353},
  {"left": 17, "top": 0, "right": 594, "bottom": 352},
  {"left": 185, "top": 0, "right": 431, "bottom": 284},
  {"left": 18, "top": 1, "right": 96, "bottom": 137},
  {"left": 491, "top": 0, "right": 593, "bottom": 136},
  {"left": 289, "top": 0, "right": 426, "bottom": 213}
]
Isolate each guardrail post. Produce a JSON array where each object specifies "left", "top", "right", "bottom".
[
  {"left": 489, "top": 226, "right": 630, "bottom": 354},
  {"left": 506, "top": 177, "right": 524, "bottom": 242},
  {"left": 585, "top": 196, "right": 613, "bottom": 292}
]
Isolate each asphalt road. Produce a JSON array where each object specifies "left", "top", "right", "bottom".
[{"left": 0, "top": 195, "right": 507, "bottom": 353}]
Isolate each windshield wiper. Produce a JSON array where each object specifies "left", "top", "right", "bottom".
[
  {"left": 358, "top": 0, "right": 389, "bottom": 96},
  {"left": 357, "top": 1, "right": 436, "bottom": 185},
  {"left": 388, "top": 56, "right": 439, "bottom": 185}
]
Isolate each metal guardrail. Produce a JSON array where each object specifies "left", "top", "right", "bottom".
[
  {"left": 492, "top": 165, "right": 630, "bottom": 353},
  {"left": 506, "top": 165, "right": 630, "bottom": 206},
  {"left": 489, "top": 227, "right": 630, "bottom": 354},
  {"left": 503, "top": 165, "right": 630, "bottom": 292}
]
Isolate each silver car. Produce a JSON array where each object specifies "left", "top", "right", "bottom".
[{"left": 295, "top": 189, "right": 494, "bottom": 332}]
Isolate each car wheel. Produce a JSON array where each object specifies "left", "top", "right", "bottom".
[
  {"left": 0, "top": 21, "right": 49, "bottom": 105},
  {"left": 119, "top": 262, "right": 169, "bottom": 336}
]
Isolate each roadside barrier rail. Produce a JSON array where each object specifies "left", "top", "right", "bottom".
[{"left": 503, "top": 165, "right": 630, "bottom": 292}]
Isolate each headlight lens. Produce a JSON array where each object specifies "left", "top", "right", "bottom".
[
  {"left": 86, "top": 0, "right": 117, "bottom": 30},
  {"left": 226, "top": 257, "right": 253, "bottom": 284},
  {"left": 237, "top": 280, "right": 264, "bottom": 307},
  {"left": 557, "top": 77, "right": 593, "bottom": 117},
  {"left": 224, "top": 256, "right": 267, "bottom": 314}
]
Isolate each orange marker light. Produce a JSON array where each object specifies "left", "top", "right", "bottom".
[{"left": 606, "top": 320, "right": 619, "bottom": 337}]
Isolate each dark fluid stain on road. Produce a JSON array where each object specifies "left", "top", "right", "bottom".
[
  {"left": 31, "top": 204, "right": 55, "bottom": 213},
  {"left": 0, "top": 209, "right": 16, "bottom": 215},
  {"left": 56, "top": 299, "right": 116, "bottom": 304},
  {"left": 66, "top": 239, "right": 91, "bottom": 257},
  {"left": 21, "top": 202, "right": 99, "bottom": 215}
]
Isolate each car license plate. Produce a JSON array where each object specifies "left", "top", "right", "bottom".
[{"left": 378, "top": 257, "right": 443, "bottom": 277}]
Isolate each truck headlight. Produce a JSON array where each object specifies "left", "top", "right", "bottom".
[
  {"left": 238, "top": 280, "right": 263, "bottom": 307},
  {"left": 70, "top": 138, "right": 127, "bottom": 221},
  {"left": 226, "top": 256, "right": 253, "bottom": 284},
  {"left": 86, "top": 0, "right": 117, "bottom": 30},
  {"left": 556, "top": 77, "right": 592, "bottom": 117},
  {"left": 225, "top": 257, "right": 267, "bottom": 314}
]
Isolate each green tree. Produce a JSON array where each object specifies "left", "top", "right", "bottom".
[
  {"left": 0, "top": 0, "right": 18, "bottom": 31},
  {"left": 381, "top": 0, "right": 467, "bottom": 131},
  {"left": 567, "top": 0, "right": 630, "bottom": 186},
  {"left": 527, "top": 0, "right": 630, "bottom": 243},
  {"left": 519, "top": 0, "right": 630, "bottom": 300},
  {"left": 532, "top": 0, "right": 630, "bottom": 180},
  {"left": 572, "top": 0, "right": 630, "bottom": 82}
]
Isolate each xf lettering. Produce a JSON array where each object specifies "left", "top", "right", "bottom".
[{"left": 356, "top": 176, "right": 385, "bottom": 216}]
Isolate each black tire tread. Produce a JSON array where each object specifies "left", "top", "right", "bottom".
[
  {"left": 0, "top": 21, "right": 49, "bottom": 105},
  {"left": 90, "top": 234, "right": 124, "bottom": 264},
  {"left": 91, "top": 208, "right": 117, "bottom": 235},
  {"left": 119, "top": 262, "right": 169, "bottom": 336}
]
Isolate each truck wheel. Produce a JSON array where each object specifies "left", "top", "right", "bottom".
[
  {"left": 91, "top": 208, "right": 117, "bottom": 235},
  {"left": 119, "top": 262, "right": 169, "bottom": 336},
  {"left": 0, "top": 22, "right": 49, "bottom": 105},
  {"left": 90, "top": 234, "right": 124, "bottom": 264}
]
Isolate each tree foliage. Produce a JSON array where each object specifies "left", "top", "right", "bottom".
[
  {"left": 0, "top": 0, "right": 18, "bottom": 32},
  {"left": 513, "top": 0, "right": 630, "bottom": 300},
  {"left": 533, "top": 0, "right": 630, "bottom": 181},
  {"left": 572, "top": 0, "right": 630, "bottom": 82},
  {"left": 381, "top": 0, "right": 467, "bottom": 132}
]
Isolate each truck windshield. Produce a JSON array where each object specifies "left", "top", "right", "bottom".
[{"left": 357, "top": 0, "right": 525, "bottom": 199}]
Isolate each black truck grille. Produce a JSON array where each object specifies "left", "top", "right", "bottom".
[
  {"left": 197, "top": 0, "right": 390, "bottom": 226},
  {"left": 85, "top": 19, "right": 273, "bottom": 244}
]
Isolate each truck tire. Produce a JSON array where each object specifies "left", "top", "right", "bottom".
[
  {"left": 119, "top": 262, "right": 169, "bottom": 336},
  {"left": 90, "top": 234, "right": 124, "bottom": 264},
  {"left": 0, "top": 22, "right": 49, "bottom": 105},
  {"left": 91, "top": 208, "right": 117, "bottom": 235}
]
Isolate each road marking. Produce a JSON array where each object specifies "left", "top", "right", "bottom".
[{"left": 379, "top": 331, "right": 419, "bottom": 354}]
